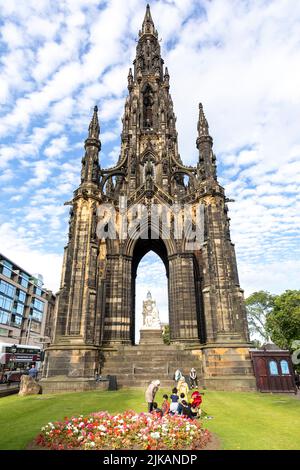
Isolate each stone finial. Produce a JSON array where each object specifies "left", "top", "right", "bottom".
[
  {"left": 197, "top": 102, "right": 210, "bottom": 137},
  {"left": 128, "top": 68, "right": 133, "bottom": 91},
  {"left": 141, "top": 4, "right": 157, "bottom": 36},
  {"left": 88, "top": 105, "right": 100, "bottom": 140}
]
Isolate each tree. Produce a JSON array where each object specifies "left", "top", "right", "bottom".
[
  {"left": 245, "top": 291, "right": 275, "bottom": 343},
  {"left": 162, "top": 324, "right": 170, "bottom": 345},
  {"left": 265, "top": 290, "right": 300, "bottom": 350}
]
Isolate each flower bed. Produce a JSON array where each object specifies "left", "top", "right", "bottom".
[{"left": 35, "top": 410, "right": 212, "bottom": 450}]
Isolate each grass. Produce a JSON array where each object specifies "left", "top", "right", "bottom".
[{"left": 0, "top": 388, "right": 299, "bottom": 450}]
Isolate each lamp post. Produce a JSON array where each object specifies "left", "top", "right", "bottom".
[{"left": 26, "top": 315, "right": 32, "bottom": 345}]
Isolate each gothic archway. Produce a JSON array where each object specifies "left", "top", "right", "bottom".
[
  {"left": 134, "top": 251, "right": 169, "bottom": 344},
  {"left": 131, "top": 237, "right": 169, "bottom": 345}
]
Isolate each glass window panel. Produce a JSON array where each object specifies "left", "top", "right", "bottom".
[
  {"left": 0, "top": 310, "right": 10, "bottom": 324},
  {"left": 5, "top": 298, "right": 13, "bottom": 311},
  {"left": 20, "top": 277, "right": 29, "bottom": 288},
  {"left": 0, "top": 280, "right": 15, "bottom": 298},
  {"left": 15, "top": 303, "right": 24, "bottom": 315},
  {"left": 7, "top": 284, "right": 15, "bottom": 298},
  {"left": 1, "top": 261, "right": 13, "bottom": 279},
  {"left": 18, "top": 290, "right": 26, "bottom": 303},
  {"left": 31, "top": 309, "right": 43, "bottom": 322},
  {"left": 14, "top": 315, "right": 22, "bottom": 326},
  {"left": 269, "top": 360, "right": 279, "bottom": 376},
  {"left": 280, "top": 360, "right": 290, "bottom": 375},
  {"left": 33, "top": 299, "right": 44, "bottom": 312},
  {"left": 0, "top": 295, "right": 13, "bottom": 311},
  {"left": 35, "top": 287, "right": 42, "bottom": 296},
  {"left": 2, "top": 267, "right": 12, "bottom": 278}
]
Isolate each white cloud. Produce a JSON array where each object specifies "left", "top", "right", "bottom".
[{"left": 44, "top": 136, "right": 69, "bottom": 159}]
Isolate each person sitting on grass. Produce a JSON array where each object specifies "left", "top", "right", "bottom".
[
  {"left": 151, "top": 402, "right": 162, "bottom": 417},
  {"left": 169, "top": 387, "right": 179, "bottom": 415},
  {"left": 181, "top": 400, "right": 193, "bottom": 419},
  {"left": 177, "top": 392, "right": 186, "bottom": 415},
  {"left": 161, "top": 394, "right": 170, "bottom": 416}
]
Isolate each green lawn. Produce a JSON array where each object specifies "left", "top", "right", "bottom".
[{"left": 0, "top": 388, "right": 299, "bottom": 450}]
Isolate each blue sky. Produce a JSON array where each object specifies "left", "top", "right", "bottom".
[{"left": 0, "top": 0, "right": 300, "bottom": 332}]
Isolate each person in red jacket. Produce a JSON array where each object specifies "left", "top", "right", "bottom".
[{"left": 190, "top": 390, "right": 202, "bottom": 418}]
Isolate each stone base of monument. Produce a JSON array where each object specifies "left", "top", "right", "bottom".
[
  {"left": 40, "top": 376, "right": 109, "bottom": 394},
  {"left": 139, "top": 328, "right": 164, "bottom": 344}
]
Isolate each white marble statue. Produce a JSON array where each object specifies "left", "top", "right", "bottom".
[{"left": 141, "top": 291, "right": 161, "bottom": 330}]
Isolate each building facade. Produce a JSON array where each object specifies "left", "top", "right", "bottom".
[
  {"left": 42, "top": 5, "right": 256, "bottom": 391},
  {"left": 0, "top": 253, "right": 55, "bottom": 347}
]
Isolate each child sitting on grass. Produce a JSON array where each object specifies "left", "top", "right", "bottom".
[
  {"left": 161, "top": 394, "right": 170, "bottom": 415},
  {"left": 169, "top": 387, "right": 179, "bottom": 415},
  {"left": 151, "top": 402, "right": 162, "bottom": 417},
  {"left": 177, "top": 392, "right": 186, "bottom": 415}
]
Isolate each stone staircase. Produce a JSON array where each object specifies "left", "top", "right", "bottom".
[{"left": 100, "top": 343, "right": 203, "bottom": 388}]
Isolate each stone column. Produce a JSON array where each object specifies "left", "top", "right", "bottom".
[
  {"left": 169, "top": 254, "right": 199, "bottom": 342},
  {"left": 102, "top": 254, "right": 132, "bottom": 344},
  {"left": 202, "top": 198, "right": 249, "bottom": 343}
]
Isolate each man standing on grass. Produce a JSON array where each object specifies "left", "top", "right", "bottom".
[{"left": 189, "top": 368, "right": 198, "bottom": 389}]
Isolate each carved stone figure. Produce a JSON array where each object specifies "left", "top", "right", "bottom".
[{"left": 141, "top": 291, "right": 161, "bottom": 330}]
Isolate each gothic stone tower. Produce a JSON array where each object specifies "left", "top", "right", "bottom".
[{"left": 42, "top": 5, "right": 255, "bottom": 392}]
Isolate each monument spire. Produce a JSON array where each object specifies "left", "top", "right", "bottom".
[
  {"left": 141, "top": 4, "right": 157, "bottom": 37},
  {"left": 81, "top": 105, "right": 101, "bottom": 185},
  {"left": 87, "top": 105, "right": 100, "bottom": 140},
  {"left": 197, "top": 102, "right": 210, "bottom": 137},
  {"left": 196, "top": 102, "right": 216, "bottom": 180}
]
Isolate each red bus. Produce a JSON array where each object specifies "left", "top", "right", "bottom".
[{"left": 0, "top": 342, "right": 41, "bottom": 383}]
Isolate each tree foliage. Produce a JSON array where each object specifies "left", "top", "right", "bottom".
[
  {"left": 245, "top": 291, "right": 275, "bottom": 343},
  {"left": 265, "top": 290, "right": 300, "bottom": 350},
  {"left": 162, "top": 324, "right": 170, "bottom": 345},
  {"left": 246, "top": 289, "right": 300, "bottom": 354}
]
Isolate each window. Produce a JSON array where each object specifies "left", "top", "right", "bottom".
[
  {"left": 0, "top": 280, "right": 16, "bottom": 298},
  {"left": 280, "top": 360, "right": 290, "bottom": 375},
  {"left": 18, "top": 290, "right": 26, "bottom": 303},
  {"left": 20, "top": 273, "right": 29, "bottom": 288},
  {"left": 0, "top": 311, "right": 10, "bottom": 325},
  {"left": 1, "top": 260, "right": 13, "bottom": 278},
  {"left": 32, "top": 298, "right": 44, "bottom": 312},
  {"left": 14, "top": 303, "right": 24, "bottom": 315},
  {"left": 0, "top": 295, "right": 13, "bottom": 312},
  {"left": 269, "top": 360, "right": 279, "bottom": 376},
  {"left": 34, "top": 286, "right": 43, "bottom": 296},
  {"left": 31, "top": 309, "right": 43, "bottom": 322},
  {"left": 11, "top": 315, "right": 22, "bottom": 327}
]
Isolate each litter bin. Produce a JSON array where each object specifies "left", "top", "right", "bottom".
[{"left": 107, "top": 375, "right": 117, "bottom": 391}]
